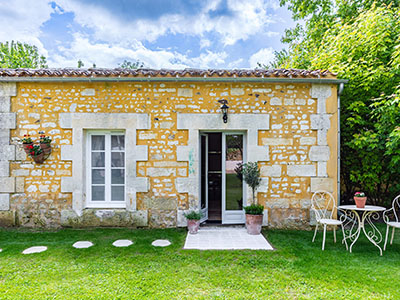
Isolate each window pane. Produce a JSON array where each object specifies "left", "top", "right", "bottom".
[
  {"left": 112, "top": 169, "right": 125, "bottom": 184},
  {"left": 92, "top": 152, "right": 105, "bottom": 167},
  {"left": 111, "top": 135, "right": 125, "bottom": 150},
  {"left": 92, "top": 169, "right": 105, "bottom": 184},
  {"left": 92, "top": 186, "right": 105, "bottom": 201},
  {"left": 111, "top": 186, "right": 124, "bottom": 201},
  {"left": 91, "top": 135, "right": 105, "bottom": 150},
  {"left": 111, "top": 152, "right": 124, "bottom": 167}
]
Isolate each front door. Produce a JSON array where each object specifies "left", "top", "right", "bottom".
[{"left": 200, "top": 132, "right": 246, "bottom": 224}]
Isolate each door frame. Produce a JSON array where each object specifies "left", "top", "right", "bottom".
[
  {"left": 199, "top": 133, "right": 208, "bottom": 223},
  {"left": 199, "top": 130, "right": 247, "bottom": 224}
]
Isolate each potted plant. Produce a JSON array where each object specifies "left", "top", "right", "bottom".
[
  {"left": 184, "top": 211, "right": 203, "bottom": 234},
  {"left": 241, "top": 162, "right": 264, "bottom": 235},
  {"left": 354, "top": 192, "right": 367, "bottom": 208},
  {"left": 22, "top": 134, "right": 33, "bottom": 153},
  {"left": 28, "top": 144, "right": 45, "bottom": 164},
  {"left": 39, "top": 134, "right": 52, "bottom": 154}
]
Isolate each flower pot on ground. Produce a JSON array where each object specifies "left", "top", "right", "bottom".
[
  {"left": 239, "top": 162, "right": 264, "bottom": 235},
  {"left": 184, "top": 211, "right": 202, "bottom": 234},
  {"left": 244, "top": 204, "right": 264, "bottom": 235},
  {"left": 354, "top": 192, "right": 367, "bottom": 208}
]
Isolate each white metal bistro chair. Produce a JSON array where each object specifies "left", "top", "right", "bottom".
[
  {"left": 383, "top": 194, "right": 400, "bottom": 250},
  {"left": 311, "top": 191, "right": 348, "bottom": 251}
]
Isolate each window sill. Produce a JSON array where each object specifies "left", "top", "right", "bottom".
[{"left": 86, "top": 203, "right": 126, "bottom": 209}]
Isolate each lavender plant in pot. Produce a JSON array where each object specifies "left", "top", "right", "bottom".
[
  {"left": 184, "top": 211, "right": 203, "bottom": 234},
  {"left": 241, "top": 162, "right": 264, "bottom": 235}
]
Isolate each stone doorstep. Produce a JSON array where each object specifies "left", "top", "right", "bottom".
[{"left": 183, "top": 227, "right": 273, "bottom": 250}]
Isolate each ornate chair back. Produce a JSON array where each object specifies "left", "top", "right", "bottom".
[
  {"left": 384, "top": 194, "right": 400, "bottom": 223},
  {"left": 311, "top": 191, "right": 336, "bottom": 222}
]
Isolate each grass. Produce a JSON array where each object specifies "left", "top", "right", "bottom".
[{"left": 0, "top": 226, "right": 399, "bottom": 299}]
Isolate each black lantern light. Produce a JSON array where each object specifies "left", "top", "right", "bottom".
[{"left": 218, "top": 99, "right": 229, "bottom": 123}]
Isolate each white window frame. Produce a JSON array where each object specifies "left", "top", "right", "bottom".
[{"left": 86, "top": 130, "right": 126, "bottom": 208}]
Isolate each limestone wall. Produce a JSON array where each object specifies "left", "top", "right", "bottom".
[{"left": 0, "top": 81, "right": 337, "bottom": 228}]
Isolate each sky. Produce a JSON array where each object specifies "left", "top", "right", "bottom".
[{"left": 0, "top": 0, "right": 297, "bottom": 69}]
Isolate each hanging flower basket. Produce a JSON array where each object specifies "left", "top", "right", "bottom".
[
  {"left": 39, "top": 135, "right": 52, "bottom": 155},
  {"left": 32, "top": 152, "right": 45, "bottom": 164},
  {"left": 40, "top": 143, "right": 51, "bottom": 155},
  {"left": 23, "top": 143, "right": 33, "bottom": 154},
  {"left": 22, "top": 134, "right": 33, "bottom": 154},
  {"left": 28, "top": 144, "right": 45, "bottom": 164}
]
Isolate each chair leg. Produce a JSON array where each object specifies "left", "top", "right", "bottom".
[
  {"left": 341, "top": 224, "right": 348, "bottom": 250},
  {"left": 391, "top": 227, "right": 396, "bottom": 245},
  {"left": 322, "top": 224, "right": 327, "bottom": 250},
  {"left": 333, "top": 226, "right": 337, "bottom": 243},
  {"left": 384, "top": 224, "right": 390, "bottom": 251},
  {"left": 312, "top": 223, "right": 318, "bottom": 243}
]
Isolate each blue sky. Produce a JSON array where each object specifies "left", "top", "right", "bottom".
[{"left": 0, "top": 0, "right": 296, "bottom": 69}]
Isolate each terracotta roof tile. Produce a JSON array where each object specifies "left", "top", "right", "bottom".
[{"left": 0, "top": 68, "right": 336, "bottom": 78}]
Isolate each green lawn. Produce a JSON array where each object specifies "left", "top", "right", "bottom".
[{"left": 0, "top": 227, "right": 399, "bottom": 299}]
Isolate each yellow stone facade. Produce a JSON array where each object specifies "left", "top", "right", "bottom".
[{"left": 0, "top": 79, "right": 339, "bottom": 228}]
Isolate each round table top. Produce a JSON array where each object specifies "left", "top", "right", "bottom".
[{"left": 338, "top": 205, "right": 386, "bottom": 212}]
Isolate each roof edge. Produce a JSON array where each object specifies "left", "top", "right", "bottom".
[{"left": 0, "top": 76, "right": 348, "bottom": 84}]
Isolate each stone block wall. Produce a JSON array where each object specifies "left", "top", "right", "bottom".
[{"left": 0, "top": 81, "right": 338, "bottom": 228}]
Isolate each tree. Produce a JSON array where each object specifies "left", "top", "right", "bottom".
[
  {"left": 118, "top": 60, "right": 144, "bottom": 69},
  {"left": 240, "top": 162, "right": 261, "bottom": 205},
  {"left": 277, "top": 3, "right": 400, "bottom": 205},
  {"left": 0, "top": 41, "right": 47, "bottom": 68},
  {"left": 278, "top": 0, "right": 400, "bottom": 69},
  {"left": 77, "top": 59, "right": 84, "bottom": 68}
]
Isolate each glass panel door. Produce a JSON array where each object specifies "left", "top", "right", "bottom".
[{"left": 222, "top": 133, "right": 246, "bottom": 224}]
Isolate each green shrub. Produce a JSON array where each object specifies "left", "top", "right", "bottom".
[
  {"left": 243, "top": 204, "right": 264, "bottom": 215},
  {"left": 184, "top": 211, "right": 203, "bottom": 220}
]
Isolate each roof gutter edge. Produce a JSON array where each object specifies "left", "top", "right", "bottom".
[{"left": 0, "top": 77, "right": 349, "bottom": 84}]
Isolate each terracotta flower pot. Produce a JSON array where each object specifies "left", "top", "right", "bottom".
[
  {"left": 32, "top": 152, "right": 45, "bottom": 164},
  {"left": 246, "top": 214, "right": 263, "bottom": 235},
  {"left": 187, "top": 219, "right": 200, "bottom": 234},
  {"left": 354, "top": 196, "right": 367, "bottom": 208},
  {"left": 23, "top": 143, "right": 33, "bottom": 154},
  {"left": 40, "top": 143, "right": 52, "bottom": 155}
]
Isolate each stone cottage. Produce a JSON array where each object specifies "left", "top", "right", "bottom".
[{"left": 0, "top": 68, "right": 346, "bottom": 228}]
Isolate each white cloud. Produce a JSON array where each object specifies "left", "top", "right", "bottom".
[
  {"left": 56, "top": 0, "right": 275, "bottom": 46},
  {"left": 200, "top": 39, "right": 211, "bottom": 49},
  {"left": 49, "top": 34, "right": 228, "bottom": 69},
  {"left": 0, "top": 0, "right": 53, "bottom": 56},
  {"left": 249, "top": 47, "right": 275, "bottom": 68}
]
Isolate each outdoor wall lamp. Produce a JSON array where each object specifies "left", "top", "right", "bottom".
[{"left": 219, "top": 99, "right": 229, "bottom": 123}]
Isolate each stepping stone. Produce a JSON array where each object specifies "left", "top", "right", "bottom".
[
  {"left": 152, "top": 239, "right": 171, "bottom": 247},
  {"left": 22, "top": 246, "right": 47, "bottom": 254},
  {"left": 112, "top": 239, "right": 133, "bottom": 247},
  {"left": 73, "top": 241, "right": 93, "bottom": 249}
]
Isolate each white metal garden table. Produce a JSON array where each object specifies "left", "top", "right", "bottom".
[{"left": 338, "top": 205, "right": 386, "bottom": 256}]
